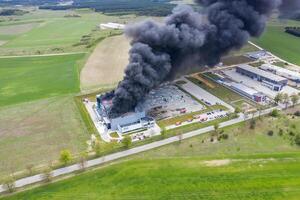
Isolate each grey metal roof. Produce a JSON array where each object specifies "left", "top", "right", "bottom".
[{"left": 237, "top": 64, "right": 287, "bottom": 82}]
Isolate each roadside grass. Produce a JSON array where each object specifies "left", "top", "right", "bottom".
[
  {"left": 2, "top": 108, "right": 300, "bottom": 198},
  {"left": 0, "top": 53, "right": 85, "bottom": 107},
  {"left": 2, "top": 156, "right": 300, "bottom": 199},
  {"left": 0, "top": 96, "right": 89, "bottom": 180},
  {"left": 138, "top": 114, "right": 300, "bottom": 159},
  {"left": 252, "top": 20, "right": 300, "bottom": 65}
]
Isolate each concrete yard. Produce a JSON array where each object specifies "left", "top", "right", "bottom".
[
  {"left": 223, "top": 69, "right": 299, "bottom": 98},
  {"left": 179, "top": 78, "right": 235, "bottom": 112}
]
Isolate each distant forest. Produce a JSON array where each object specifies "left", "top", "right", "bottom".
[
  {"left": 41, "top": 0, "right": 175, "bottom": 16},
  {"left": 0, "top": 0, "right": 175, "bottom": 16},
  {"left": 0, "top": 0, "right": 59, "bottom": 6}
]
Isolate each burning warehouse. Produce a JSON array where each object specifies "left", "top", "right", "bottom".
[{"left": 96, "top": 95, "right": 155, "bottom": 134}]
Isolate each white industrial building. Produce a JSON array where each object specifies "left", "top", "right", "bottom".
[
  {"left": 236, "top": 64, "right": 288, "bottom": 91},
  {"left": 99, "top": 22, "right": 125, "bottom": 30},
  {"left": 260, "top": 64, "right": 300, "bottom": 83},
  {"left": 230, "top": 82, "right": 266, "bottom": 103}
]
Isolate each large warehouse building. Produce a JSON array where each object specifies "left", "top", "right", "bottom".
[
  {"left": 260, "top": 64, "right": 300, "bottom": 83},
  {"left": 236, "top": 64, "right": 288, "bottom": 91},
  {"left": 96, "top": 96, "right": 155, "bottom": 134}
]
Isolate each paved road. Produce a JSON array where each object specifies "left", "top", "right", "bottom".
[{"left": 0, "top": 106, "right": 278, "bottom": 193}]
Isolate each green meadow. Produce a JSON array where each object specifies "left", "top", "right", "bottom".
[
  {"left": 2, "top": 112, "right": 300, "bottom": 199},
  {"left": 0, "top": 96, "right": 89, "bottom": 178},
  {"left": 253, "top": 20, "right": 300, "bottom": 65},
  {"left": 0, "top": 53, "right": 85, "bottom": 107},
  {"left": 2, "top": 157, "right": 300, "bottom": 200}
]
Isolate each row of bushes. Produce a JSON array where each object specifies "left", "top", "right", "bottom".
[
  {"left": 0, "top": 9, "right": 29, "bottom": 16},
  {"left": 285, "top": 27, "right": 300, "bottom": 37}
]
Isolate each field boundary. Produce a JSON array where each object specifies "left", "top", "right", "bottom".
[{"left": 0, "top": 52, "right": 87, "bottom": 59}]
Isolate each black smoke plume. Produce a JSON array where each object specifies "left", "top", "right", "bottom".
[{"left": 102, "top": 0, "right": 300, "bottom": 118}]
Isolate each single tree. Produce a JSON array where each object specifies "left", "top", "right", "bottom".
[
  {"left": 161, "top": 127, "right": 167, "bottom": 139},
  {"left": 291, "top": 93, "right": 300, "bottom": 107},
  {"left": 295, "top": 135, "right": 300, "bottom": 146},
  {"left": 42, "top": 166, "right": 53, "bottom": 183},
  {"left": 93, "top": 140, "right": 101, "bottom": 156},
  {"left": 122, "top": 136, "right": 132, "bottom": 148},
  {"left": 249, "top": 119, "right": 256, "bottom": 129},
  {"left": 283, "top": 93, "right": 290, "bottom": 109},
  {"left": 178, "top": 134, "right": 183, "bottom": 143},
  {"left": 26, "top": 164, "right": 34, "bottom": 176},
  {"left": 214, "top": 123, "right": 219, "bottom": 135},
  {"left": 270, "top": 109, "right": 280, "bottom": 117},
  {"left": 3, "top": 175, "right": 15, "bottom": 193},
  {"left": 59, "top": 149, "right": 72, "bottom": 166},
  {"left": 274, "top": 93, "right": 283, "bottom": 105},
  {"left": 79, "top": 152, "right": 88, "bottom": 172},
  {"left": 234, "top": 107, "right": 241, "bottom": 114}
]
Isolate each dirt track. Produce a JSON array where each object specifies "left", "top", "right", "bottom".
[{"left": 80, "top": 35, "right": 130, "bottom": 91}]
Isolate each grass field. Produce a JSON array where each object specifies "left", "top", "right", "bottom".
[
  {"left": 0, "top": 53, "right": 85, "bottom": 107},
  {"left": 0, "top": 9, "right": 140, "bottom": 55},
  {"left": 0, "top": 96, "right": 89, "bottom": 179},
  {"left": 80, "top": 35, "right": 130, "bottom": 90},
  {"left": 253, "top": 19, "right": 300, "bottom": 65},
  {"left": 3, "top": 157, "right": 300, "bottom": 200},
  {"left": 3, "top": 113, "right": 300, "bottom": 200}
]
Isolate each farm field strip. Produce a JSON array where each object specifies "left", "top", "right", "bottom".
[{"left": 0, "top": 53, "right": 85, "bottom": 107}]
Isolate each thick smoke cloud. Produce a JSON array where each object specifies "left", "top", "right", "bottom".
[
  {"left": 102, "top": 0, "right": 300, "bottom": 118},
  {"left": 279, "top": 0, "right": 300, "bottom": 18}
]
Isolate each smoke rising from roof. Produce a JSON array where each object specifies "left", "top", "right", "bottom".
[{"left": 102, "top": 0, "right": 300, "bottom": 118}]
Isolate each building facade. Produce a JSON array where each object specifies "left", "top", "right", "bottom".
[
  {"left": 260, "top": 64, "right": 300, "bottom": 83},
  {"left": 236, "top": 64, "right": 288, "bottom": 91},
  {"left": 230, "top": 82, "right": 266, "bottom": 103}
]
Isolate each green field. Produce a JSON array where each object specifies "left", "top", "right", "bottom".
[
  {"left": 253, "top": 20, "right": 300, "bottom": 65},
  {"left": 0, "top": 96, "right": 89, "bottom": 179},
  {"left": 2, "top": 157, "right": 300, "bottom": 200},
  {"left": 0, "top": 9, "right": 144, "bottom": 55},
  {"left": 0, "top": 53, "right": 86, "bottom": 107},
  {"left": 3, "top": 112, "right": 300, "bottom": 200}
]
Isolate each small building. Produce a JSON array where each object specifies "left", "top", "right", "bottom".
[
  {"left": 236, "top": 64, "right": 288, "bottom": 91},
  {"left": 230, "top": 82, "right": 266, "bottom": 103},
  {"left": 246, "top": 50, "right": 269, "bottom": 60},
  {"left": 99, "top": 22, "right": 125, "bottom": 30},
  {"left": 260, "top": 64, "right": 300, "bottom": 83}
]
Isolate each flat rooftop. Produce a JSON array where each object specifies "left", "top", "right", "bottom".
[
  {"left": 261, "top": 64, "right": 300, "bottom": 79},
  {"left": 237, "top": 64, "right": 287, "bottom": 82},
  {"left": 230, "top": 82, "right": 260, "bottom": 96}
]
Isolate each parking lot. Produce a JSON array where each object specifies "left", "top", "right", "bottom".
[
  {"left": 136, "top": 84, "right": 205, "bottom": 120},
  {"left": 166, "top": 109, "right": 229, "bottom": 130},
  {"left": 223, "top": 69, "right": 299, "bottom": 98}
]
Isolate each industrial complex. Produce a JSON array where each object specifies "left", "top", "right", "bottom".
[{"left": 83, "top": 49, "right": 300, "bottom": 143}]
